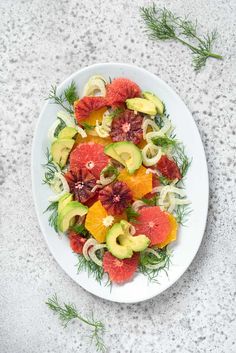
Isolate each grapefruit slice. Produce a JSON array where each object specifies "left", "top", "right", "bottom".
[
  {"left": 74, "top": 97, "right": 107, "bottom": 122},
  {"left": 106, "top": 78, "right": 141, "bottom": 106},
  {"left": 133, "top": 206, "right": 171, "bottom": 245},
  {"left": 103, "top": 251, "right": 139, "bottom": 283},
  {"left": 69, "top": 142, "right": 109, "bottom": 179},
  {"left": 118, "top": 165, "right": 152, "bottom": 200}
]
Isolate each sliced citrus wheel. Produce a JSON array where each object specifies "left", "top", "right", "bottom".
[
  {"left": 118, "top": 165, "right": 152, "bottom": 199},
  {"left": 69, "top": 142, "right": 109, "bottom": 179},
  {"left": 74, "top": 96, "right": 107, "bottom": 122},
  {"left": 85, "top": 200, "right": 110, "bottom": 243},
  {"left": 103, "top": 251, "right": 139, "bottom": 283},
  {"left": 84, "top": 107, "right": 107, "bottom": 126},
  {"left": 106, "top": 78, "right": 141, "bottom": 106},
  {"left": 133, "top": 206, "right": 171, "bottom": 245},
  {"left": 157, "top": 214, "right": 178, "bottom": 248}
]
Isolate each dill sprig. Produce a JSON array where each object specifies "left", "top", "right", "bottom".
[
  {"left": 152, "top": 135, "right": 177, "bottom": 149},
  {"left": 80, "top": 122, "right": 95, "bottom": 131},
  {"left": 46, "top": 294, "right": 106, "bottom": 353},
  {"left": 42, "top": 149, "right": 61, "bottom": 186},
  {"left": 44, "top": 201, "right": 59, "bottom": 232},
  {"left": 141, "top": 195, "right": 158, "bottom": 206},
  {"left": 109, "top": 107, "right": 124, "bottom": 119},
  {"left": 46, "top": 81, "right": 78, "bottom": 114},
  {"left": 140, "top": 5, "right": 223, "bottom": 71},
  {"left": 174, "top": 204, "right": 192, "bottom": 225},
  {"left": 126, "top": 206, "right": 140, "bottom": 223},
  {"left": 173, "top": 145, "right": 191, "bottom": 178},
  {"left": 77, "top": 255, "right": 106, "bottom": 284},
  {"left": 159, "top": 176, "right": 173, "bottom": 185},
  {"left": 139, "top": 247, "right": 171, "bottom": 282},
  {"left": 73, "top": 224, "right": 90, "bottom": 237},
  {"left": 101, "top": 165, "right": 119, "bottom": 179}
]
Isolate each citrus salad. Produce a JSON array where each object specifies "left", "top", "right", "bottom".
[{"left": 44, "top": 76, "right": 190, "bottom": 284}]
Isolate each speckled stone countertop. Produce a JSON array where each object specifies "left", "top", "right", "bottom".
[{"left": 0, "top": 0, "right": 236, "bottom": 352}]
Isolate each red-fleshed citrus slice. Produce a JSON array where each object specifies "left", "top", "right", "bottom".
[
  {"left": 106, "top": 78, "right": 141, "bottom": 106},
  {"left": 64, "top": 168, "right": 96, "bottom": 203},
  {"left": 103, "top": 251, "right": 139, "bottom": 283},
  {"left": 110, "top": 110, "right": 143, "bottom": 144},
  {"left": 68, "top": 231, "right": 87, "bottom": 254},
  {"left": 157, "top": 155, "right": 181, "bottom": 180},
  {"left": 74, "top": 97, "right": 107, "bottom": 122},
  {"left": 99, "top": 181, "right": 133, "bottom": 215},
  {"left": 133, "top": 206, "right": 171, "bottom": 245},
  {"left": 118, "top": 165, "right": 152, "bottom": 200},
  {"left": 143, "top": 173, "right": 160, "bottom": 200},
  {"left": 69, "top": 142, "right": 109, "bottom": 179},
  {"left": 157, "top": 214, "right": 178, "bottom": 248}
]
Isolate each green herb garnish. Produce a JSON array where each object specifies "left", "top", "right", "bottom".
[
  {"left": 139, "top": 247, "right": 171, "bottom": 282},
  {"left": 42, "top": 149, "right": 59, "bottom": 186},
  {"left": 73, "top": 224, "right": 90, "bottom": 237},
  {"left": 44, "top": 201, "right": 59, "bottom": 232},
  {"left": 126, "top": 206, "right": 140, "bottom": 223},
  {"left": 174, "top": 204, "right": 192, "bottom": 225},
  {"left": 173, "top": 145, "right": 191, "bottom": 179},
  {"left": 54, "top": 117, "right": 66, "bottom": 138},
  {"left": 46, "top": 294, "right": 106, "bottom": 353},
  {"left": 140, "top": 5, "right": 223, "bottom": 71},
  {"left": 152, "top": 136, "right": 177, "bottom": 149},
  {"left": 101, "top": 165, "right": 119, "bottom": 179},
  {"left": 141, "top": 195, "right": 158, "bottom": 206},
  {"left": 109, "top": 107, "right": 123, "bottom": 119},
  {"left": 77, "top": 255, "right": 105, "bottom": 284},
  {"left": 159, "top": 176, "right": 173, "bottom": 185},
  {"left": 46, "top": 81, "right": 78, "bottom": 114}
]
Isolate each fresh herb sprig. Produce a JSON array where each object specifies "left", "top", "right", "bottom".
[
  {"left": 77, "top": 255, "right": 106, "bottom": 284},
  {"left": 44, "top": 201, "right": 59, "bottom": 232},
  {"left": 80, "top": 122, "right": 95, "bottom": 131},
  {"left": 126, "top": 206, "right": 140, "bottom": 223},
  {"left": 139, "top": 247, "right": 171, "bottom": 282},
  {"left": 73, "top": 224, "right": 90, "bottom": 237},
  {"left": 42, "top": 149, "right": 59, "bottom": 186},
  {"left": 54, "top": 117, "right": 66, "bottom": 137},
  {"left": 141, "top": 195, "right": 158, "bottom": 206},
  {"left": 46, "top": 294, "right": 106, "bottom": 353},
  {"left": 46, "top": 81, "right": 78, "bottom": 114},
  {"left": 173, "top": 145, "right": 191, "bottom": 179},
  {"left": 174, "top": 204, "right": 192, "bottom": 225},
  {"left": 152, "top": 136, "right": 177, "bottom": 149},
  {"left": 140, "top": 5, "right": 223, "bottom": 71}
]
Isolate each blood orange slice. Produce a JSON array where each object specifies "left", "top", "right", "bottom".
[
  {"left": 106, "top": 78, "right": 141, "bottom": 106},
  {"left": 68, "top": 231, "right": 87, "bottom": 254},
  {"left": 103, "top": 251, "right": 139, "bottom": 283},
  {"left": 157, "top": 155, "right": 181, "bottom": 180},
  {"left": 133, "top": 206, "right": 171, "bottom": 245},
  {"left": 69, "top": 142, "right": 109, "bottom": 179},
  {"left": 74, "top": 97, "right": 107, "bottom": 122}
]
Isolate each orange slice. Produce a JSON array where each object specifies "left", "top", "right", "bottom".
[
  {"left": 118, "top": 165, "right": 152, "bottom": 199},
  {"left": 85, "top": 107, "right": 107, "bottom": 126},
  {"left": 75, "top": 134, "right": 112, "bottom": 146},
  {"left": 85, "top": 200, "right": 109, "bottom": 243},
  {"left": 157, "top": 214, "right": 178, "bottom": 248}
]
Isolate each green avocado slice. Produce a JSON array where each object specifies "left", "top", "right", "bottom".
[
  {"left": 126, "top": 97, "right": 157, "bottom": 115},
  {"left": 142, "top": 91, "right": 164, "bottom": 115},
  {"left": 51, "top": 138, "right": 74, "bottom": 168},
  {"left": 57, "top": 201, "right": 88, "bottom": 233}
]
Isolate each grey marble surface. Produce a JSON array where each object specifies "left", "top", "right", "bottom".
[{"left": 0, "top": 0, "right": 236, "bottom": 352}]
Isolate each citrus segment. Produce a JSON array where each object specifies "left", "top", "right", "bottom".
[
  {"left": 103, "top": 251, "right": 139, "bottom": 283},
  {"left": 69, "top": 142, "right": 109, "bottom": 179},
  {"left": 75, "top": 134, "right": 112, "bottom": 147},
  {"left": 133, "top": 206, "right": 171, "bottom": 245},
  {"left": 157, "top": 214, "right": 178, "bottom": 248},
  {"left": 85, "top": 201, "right": 109, "bottom": 243},
  {"left": 118, "top": 165, "right": 152, "bottom": 199}
]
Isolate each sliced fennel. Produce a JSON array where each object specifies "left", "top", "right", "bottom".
[
  {"left": 48, "top": 172, "right": 70, "bottom": 202},
  {"left": 95, "top": 111, "right": 113, "bottom": 138},
  {"left": 83, "top": 75, "right": 107, "bottom": 97},
  {"left": 142, "top": 143, "right": 162, "bottom": 166}
]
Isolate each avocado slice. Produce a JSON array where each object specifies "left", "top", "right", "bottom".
[
  {"left": 126, "top": 98, "right": 157, "bottom": 115},
  {"left": 58, "top": 127, "right": 78, "bottom": 139},
  {"left": 142, "top": 92, "right": 164, "bottom": 115},
  {"left": 104, "top": 144, "right": 125, "bottom": 166},
  {"left": 51, "top": 138, "right": 74, "bottom": 168},
  {"left": 105, "top": 142, "right": 142, "bottom": 174},
  {"left": 106, "top": 223, "right": 133, "bottom": 259},
  {"left": 57, "top": 201, "right": 88, "bottom": 233},
  {"left": 58, "top": 193, "right": 73, "bottom": 213},
  {"left": 119, "top": 220, "right": 150, "bottom": 252}
]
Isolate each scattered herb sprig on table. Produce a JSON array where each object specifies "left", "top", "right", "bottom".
[
  {"left": 46, "top": 294, "right": 106, "bottom": 353},
  {"left": 46, "top": 81, "right": 78, "bottom": 114},
  {"left": 140, "top": 5, "right": 223, "bottom": 71}
]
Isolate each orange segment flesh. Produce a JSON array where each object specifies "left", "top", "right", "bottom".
[
  {"left": 85, "top": 200, "right": 123, "bottom": 243},
  {"left": 118, "top": 165, "right": 152, "bottom": 200},
  {"left": 75, "top": 134, "right": 112, "bottom": 146},
  {"left": 157, "top": 214, "right": 178, "bottom": 248},
  {"left": 84, "top": 107, "right": 107, "bottom": 126}
]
